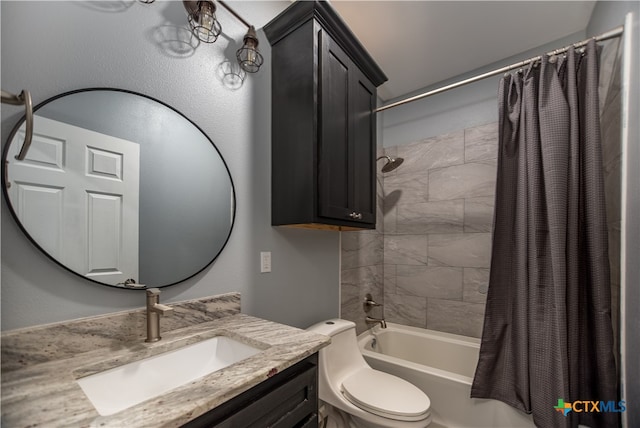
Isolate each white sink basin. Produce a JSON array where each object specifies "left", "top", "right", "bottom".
[{"left": 77, "top": 336, "right": 261, "bottom": 416}]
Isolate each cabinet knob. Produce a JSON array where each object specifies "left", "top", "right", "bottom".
[{"left": 349, "top": 212, "right": 363, "bottom": 220}]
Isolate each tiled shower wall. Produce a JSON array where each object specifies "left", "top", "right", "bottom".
[
  {"left": 341, "top": 123, "right": 498, "bottom": 337},
  {"left": 380, "top": 124, "right": 498, "bottom": 337}
]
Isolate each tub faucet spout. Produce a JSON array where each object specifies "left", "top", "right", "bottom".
[
  {"left": 145, "top": 288, "right": 173, "bottom": 342},
  {"left": 365, "top": 316, "right": 387, "bottom": 329}
]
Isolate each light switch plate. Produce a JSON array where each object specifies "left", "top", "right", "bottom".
[{"left": 260, "top": 252, "right": 271, "bottom": 273}]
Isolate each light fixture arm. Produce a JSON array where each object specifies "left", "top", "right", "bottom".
[
  {"left": 179, "top": 0, "right": 264, "bottom": 74},
  {"left": 183, "top": 0, "right": 252, "bottom": 29},
  {"left": 217, "top": 0, "right": 251, "bottom": 29}
]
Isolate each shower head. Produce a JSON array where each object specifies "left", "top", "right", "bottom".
[{"left": 377, "top": 155, "right": 404, "bottom": 173}]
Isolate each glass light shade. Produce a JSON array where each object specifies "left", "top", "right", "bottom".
[
  {"left": 236, "top": 26, "right": 264, "bottom": 73},
  {"left": 187, "top": 1, "right": 221, "bottom": 43}
]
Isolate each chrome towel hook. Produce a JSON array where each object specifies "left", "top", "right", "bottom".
[{"left": 1, "top": 89, "right": 33, "bottom": 160}]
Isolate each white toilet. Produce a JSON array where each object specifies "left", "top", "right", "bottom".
[{"left": 308, "top": 319, "right": 432, "bottom": 428}]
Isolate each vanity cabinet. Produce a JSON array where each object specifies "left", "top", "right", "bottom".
[
  {"left": 264, "top": 1, "right": 387, "bottom": 230},
  {"left": 183, "top": 354, "right": 318, "bottom": 428}
]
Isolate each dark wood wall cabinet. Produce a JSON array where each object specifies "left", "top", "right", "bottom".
[
  {"left": 183, "top": 354, "right": 318, "bottom": 428},
  {"left": 264, "top": 1, "right": 387, "bottom": 230}
]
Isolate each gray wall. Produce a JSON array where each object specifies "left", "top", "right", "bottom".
[{"left": 1, "top": 1, "right": 340, "bottom": 331}]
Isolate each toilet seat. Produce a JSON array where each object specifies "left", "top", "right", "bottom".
[{"left": 341, "top": 368, "right": 431, "bottom": 422}]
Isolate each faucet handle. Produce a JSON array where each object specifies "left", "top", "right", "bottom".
[
  {"left": 153, "top": 303, "right": 174, "bottom": 316},
  {"left": 363, "top": 293, "right": 382, "bottom": 312},
  {"left": 364, "top": 298, "right": 382, "bottom": 307},
  {"left": 146, "top": 288, "right": 173, "bottom": 315}
]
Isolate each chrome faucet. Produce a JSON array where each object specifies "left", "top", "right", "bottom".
[
  {"left": 365, "top": 316, "right": 387, "bottom": 329},
  {"left": 145, "top": 288, "right": 173, "bottom": 342}
]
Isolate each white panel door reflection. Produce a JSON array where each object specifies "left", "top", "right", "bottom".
[{"left": 7, "top": 116, "right": 140, "bottom": 284}]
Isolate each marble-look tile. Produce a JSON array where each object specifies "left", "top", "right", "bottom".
[
  {"left": 396, "top": 265, "right": 463, "bottom": 299},
  {"left": 383, "top": 293, "right": 427, "bottom": 328},
  {"left": 464, "top": 122, "right": 498, "bottom": 162},
  {"left": 341, "top": 265, "right": 384, "bottom": 334},
  {"left": 340, "top": 265, "right": 383, "bottom": 304},
  {"left": 427, "top": 299, "right": 485, "bottom": 338},
  {"left": 476, "top": 157, "right": 498, "bottom": 167},
  {"left": 428, "top": 233, "right": 492, "bottom": 268},
  {"left": 396, "top": 130, "right": 464, "bottom": 175},
  {"left": 464, "top": 196, "right": 495, "bottom": 233},
  {"left": 341, "top": 266, "right": 383, "bottom": 303},
  {"left": 463, "top": 268, "right": 490, "bottom": 304},
  {"left": 376, "top": 203, "right": 384, "bottom": 233},
  {"left": 383, "top": 172, "right": 429, "bottom": 205},
  {"left": 376, "top": 174, "right": 385, "bottom": 232},
  {"left": 429, "top": 162, "right": 497, "bottom": 201},
  {"left": 341, "top": 231, "right": 383, "bottom": 269},
  {"left": 383, "top": 264, "right": 397, "bottom": 294},
  {"left": 397, "top": 200, "right": 464, "bottom": 234},
  {"left": 383, "top": 203, "right": 397, "bottom": 234},
  {"left": 384, "top": 234, "right": 428, "bottom": 265},
  {"left": 381, "top": 173, "right": 404, "bottom": 235}
]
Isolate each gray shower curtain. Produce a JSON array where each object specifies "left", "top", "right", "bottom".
[{"left": 471, "top": 40, "right": 619, "bottom": 428}]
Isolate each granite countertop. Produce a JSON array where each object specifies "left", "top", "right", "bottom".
[{"left": 1, "top": 309, "right": 329, "bottom": 427}]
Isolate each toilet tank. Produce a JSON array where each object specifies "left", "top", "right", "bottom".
[{"left": 307, "top": 319, "right": 369, "bottom": 384}]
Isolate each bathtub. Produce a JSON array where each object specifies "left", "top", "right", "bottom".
[{"left": 357, "top": 323, "right": 534, "bottom": 428}]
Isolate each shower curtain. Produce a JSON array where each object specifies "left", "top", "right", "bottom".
[{"left": 470, "top": 39, "right": 619, "bottom": 428}]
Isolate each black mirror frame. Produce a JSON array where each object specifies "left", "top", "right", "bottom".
[{"left": 1, "top": 87, "right": 236, "bottom": 290}]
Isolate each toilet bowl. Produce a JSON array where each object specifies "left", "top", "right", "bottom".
[{"left": 308, "top": 319, "right": 431, "bottom": 428}]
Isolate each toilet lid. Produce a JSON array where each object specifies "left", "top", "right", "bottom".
[{"left": 341, "top": 369, "right": 431, "bottom": 422}]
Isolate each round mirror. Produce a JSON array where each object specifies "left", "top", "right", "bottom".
[{"left": 2, "top": 88, "right": 235, "bottom": 289}]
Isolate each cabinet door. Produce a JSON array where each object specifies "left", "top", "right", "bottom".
[
  {"left": 318, "top": 30, "right": 376, "bottom": 226},
  {"left": 350, "top": 67, "right": 376, "bottom": 225},
  {"left": 183, "top": 354, "right": 318, "bottom": 428},
  {"left": 318, "top": 29, "right": 351, "bottom": 222}
]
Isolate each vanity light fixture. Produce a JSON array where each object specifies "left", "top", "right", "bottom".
[
  {"left": 180, "top": 0, "right": 264, "bottom": 73},
  {"left": 184, "top": 0, "right": 222, "bottom": 44},
  {"left": 236, "top": 25, "right": 264, "bottom": 73}
]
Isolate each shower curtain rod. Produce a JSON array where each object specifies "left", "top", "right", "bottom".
[{"left": 375, "top": 25, "right": 624, "bottom": 113}]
